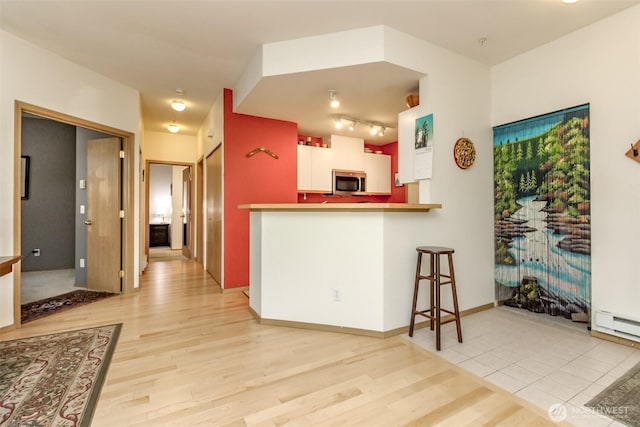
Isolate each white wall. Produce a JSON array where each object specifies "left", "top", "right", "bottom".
[
  {"left": 142, "top": 131, "right": 197, "bottom": 163},
  {"left": 491, "top": 6, "right": 640, "bottom": 320},
  {"left": 389, "top": 28, "right": 495, "bottom": 312},
  {"left": 149, "top": 164, "right": 172, "bottom": 224},
  {"left": 0, "top": 30, "right": 141, "bottom": 328}
]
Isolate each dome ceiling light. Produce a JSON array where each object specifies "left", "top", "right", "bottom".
[
  {"left": 171, "top": 88, "right": 186, "bottom": 111},
  {"left": 168, "top": 120, "right": 179, "bottom": 133},
  {"left": 171, "top": 99, "right": 186, "bottom": 111}
]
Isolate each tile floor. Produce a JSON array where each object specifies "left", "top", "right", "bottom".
[
  {"left": 403, "top": 306, "right": 640, "bottom": 427},
  {"left": 21, "top": 268, "right": 83, "bottom": 303}
]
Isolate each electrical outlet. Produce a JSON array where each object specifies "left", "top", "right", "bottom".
[
  {"left": 33, "top": 248, "right": 40, "bottom": 257},
  {"left": 79, "top": 258, "right": 85, "bottom": 268},
  {"left": 332, "top": 289, "right": 342, "bottom": 301}
]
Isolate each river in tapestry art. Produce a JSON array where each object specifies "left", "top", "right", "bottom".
[{"left": 493, "top": 104, "right": 591, "bottom": 321}]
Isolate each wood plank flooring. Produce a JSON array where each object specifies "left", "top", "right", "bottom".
[{"left": 0, "top": 259, "right": 566, "bottom": 426}]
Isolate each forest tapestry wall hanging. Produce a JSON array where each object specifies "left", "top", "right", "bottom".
[{"left": 493, "top": 104, "right": 591, "bottom": 321}]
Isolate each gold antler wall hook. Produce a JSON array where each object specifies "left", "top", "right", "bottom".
[{"left": 246, "top": 147, "right": 278, "bottom": 159}]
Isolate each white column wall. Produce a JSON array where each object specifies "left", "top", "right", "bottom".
[{"left": 385, "top": 27, "right": 495, "bottom": 313}]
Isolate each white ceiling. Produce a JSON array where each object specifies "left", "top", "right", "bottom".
[{"left": 1, "top": 0, "right": 637, "bottom": 144}]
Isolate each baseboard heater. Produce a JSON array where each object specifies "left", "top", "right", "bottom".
[{"left": 594, "top": 310, "right": 640, "bottom": 343}]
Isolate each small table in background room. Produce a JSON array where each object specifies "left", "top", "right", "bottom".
[{"left": 149, "top": 223, "right": 170, "bottom": 247}]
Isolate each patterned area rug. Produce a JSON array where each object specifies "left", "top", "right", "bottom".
[
  {"left": 586, "top": 359, "right": 640, "bottom": 426},
  {"left": 0, "top": 323, "right": 121, "bottom": 426},
  {"left": 21, "top": 290, "right": 117, "bottom": 324}
]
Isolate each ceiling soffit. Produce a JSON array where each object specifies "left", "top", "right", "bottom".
[{"left": 234, "top": 26, "right": 425, "bottom": 144}]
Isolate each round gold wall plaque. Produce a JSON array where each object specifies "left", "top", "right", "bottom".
[{"left": 453, "top": 137, "right": 476, "bottom": 169}]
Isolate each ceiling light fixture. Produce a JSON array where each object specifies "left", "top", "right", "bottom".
[
  {"left": 171, "top": 99, "right": 186, "bottom": 111},
  {"left": 333, "top": 116, "right": 391, "bottom": 137},
  {"left": 561, "top": 0, "right": 579, "bottom": 3},
  {"left": 329, "top": 90, "right": 340, "bottom": 108},
  {"left": 168, "top": 121, "right": 179, "bottom": 133},
  {"left": 171, "top": 87, "right": 186, "bottom": 111}
]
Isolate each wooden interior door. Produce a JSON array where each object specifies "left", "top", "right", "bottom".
[
  {"left": 87, "top": 137, "right": 121, "bottom": 293},
  {"left": 182, "top": 166, "right": 192, "bottom": 259},
  {"left": 206, "top": 148, "right": 222, "bottom": 285},
  {"left": 196, "top": 159, "right": 204, "bottom": 264}
]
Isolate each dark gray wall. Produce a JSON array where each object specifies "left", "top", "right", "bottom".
[
  {"left": 74, "top": 128, "right": 112, "bottom": 285},
  {"left": 21, "top": 117, "right": 76, "bottom": 271}
]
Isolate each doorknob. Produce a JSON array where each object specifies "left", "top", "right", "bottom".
[{"left": 84, "top": 220, "right": 93, "bottom": 225}]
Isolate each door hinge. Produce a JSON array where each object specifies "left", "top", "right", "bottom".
[
  {"left": 119, "top": 210, "right": 125, "bottom": 218},
  {"left": 119, "top": 150, "right": 125, "bottom": 159},
  {"left": 119, "top": 270, "right": 125, "bottom": 279}
]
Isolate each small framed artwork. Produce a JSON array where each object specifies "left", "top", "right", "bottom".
[
  {"left": 394, "top": 172, "right": 403, "bottom": 187},
  {"left": 21, "top": 155, "right": 30, "bottom": 199}
]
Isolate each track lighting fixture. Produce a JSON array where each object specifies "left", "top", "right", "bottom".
[
  {"left": 333, "top": 115, "right": 390, "bottom": 137},
  {"left": 168, "top": 121, "right": 179, "bottom": 133},
  {"left": 328, "top": 90, "right": 340, "bottom": 108}
]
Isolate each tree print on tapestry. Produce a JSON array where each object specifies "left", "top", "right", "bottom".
[{"left": 493, "top": 104, "right": 591, "bottom": 320}]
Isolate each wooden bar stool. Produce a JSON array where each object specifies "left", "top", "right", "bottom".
[{"left": 409, "top": 246, "right": 462, "bottom": 350}]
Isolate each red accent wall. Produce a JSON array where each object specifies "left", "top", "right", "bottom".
[
  {"left": 223, "top": 89, "right": 298, "bottom": 289},
  {"left": 297, "top": 141, "right": 405, "bottom": 203}
]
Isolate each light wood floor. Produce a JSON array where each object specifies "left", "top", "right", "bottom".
[{"left": 0, "top": 258, "right": 568, "bottom": 426}]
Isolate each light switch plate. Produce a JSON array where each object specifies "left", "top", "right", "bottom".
[{"left": 79, "top": 179, "right": 86, "bottom": 189}]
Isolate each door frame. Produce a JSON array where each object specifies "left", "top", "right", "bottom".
[
  {"left": 144, "top": 160, "right": 195, "bottom": 260},
  {"left": 13, "top": 101, "right": 136, "bottom": 328}
]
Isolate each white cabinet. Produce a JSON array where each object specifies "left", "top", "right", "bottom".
[
  {"left": 297, "top": 145, "right": 333, "bottom": 193},
  {"left": 398, "top": 106, "right": 422, "bottom": 184},
  {"left": 364, "top": 153, "right": 391, "bottom": 194},
  {"left": 311, "top": 146, "right": 333, "bottom": 192},
  {"left": 298, "top": 135, "right": 391, "bottom": 195},
  {"left": 297, "top": 145, "right": 312, "bottom": 191},
  {"left": 331, "top": 135, "right": 364, "bottom": 171}
]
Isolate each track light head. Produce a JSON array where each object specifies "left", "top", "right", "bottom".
[{"left": 329, "top": 90, "right": 340, "bottom": 108}]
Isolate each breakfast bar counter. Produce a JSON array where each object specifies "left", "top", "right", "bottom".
[
  {"left": 239, "top": 203, "right": 441, "bottom": 212},
  {"left": 240, "top": 203, "right": 443, "bottom": 337}
]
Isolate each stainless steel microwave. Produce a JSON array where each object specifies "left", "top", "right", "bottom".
[{"left": 332, "top": 170, "right": 366, "bottom": 196}]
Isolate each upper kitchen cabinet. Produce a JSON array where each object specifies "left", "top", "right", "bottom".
[
  {"left": 364, "top": 153, "right": 391, "bottom": 194},
  {"left": 297, "top": 144, "right": 312, "bottom": 191},
  {"left": 330, "top": 135, "right": 365, "bottom": 172},
  {"left": 297, "top": 145, "right": 334, "bottom": 193}
]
